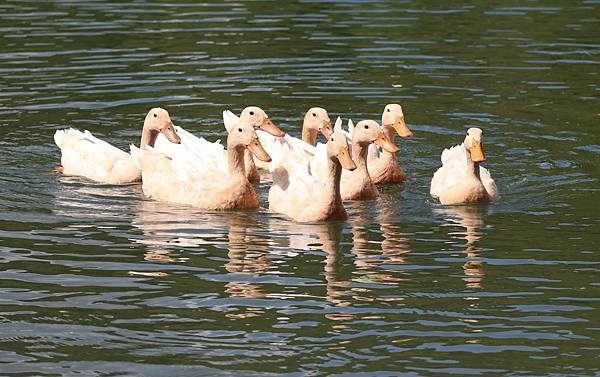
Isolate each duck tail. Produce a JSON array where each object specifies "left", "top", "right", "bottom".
[
  {"left": 222, "top": 110, "right": 239, "bottom": 133},
  {"left": 129, "top": 144, "right": 143, "bottom": 170},
  {"left": 53, "top": 129, "right": 66, "bottom": 148}
]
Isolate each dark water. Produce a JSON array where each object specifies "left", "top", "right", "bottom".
[{"left": 1, "top": 1, "right": 600, "bottom": 375}]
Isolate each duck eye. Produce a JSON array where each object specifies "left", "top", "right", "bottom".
[
  {"left": 153, "top": 113, "right": 157, "bottom": 118},
  {"left": 364, "top": 125, "right": 369, "bottom": 129},
  {"left": 238, "top": 128, "right": 243, "bottom": 132},
  {"left": 312, "top": 113, "right": 316, "bottom": 117},
  {"left": 249, "top": 111, "right": 254, "bottom": 116},
  {"left": 387, "top": 109, "right": 390, "bottom": 112},
  {"left": 331, "top": 137, "right": 334, "bottom": 142}
]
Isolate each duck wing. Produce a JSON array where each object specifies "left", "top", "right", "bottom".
[
  {"left": 480, "top": 165, "right": 499, "bottom": 200},
  {"left": 430, "top": 144, "right": 468, "bottom": 198}
]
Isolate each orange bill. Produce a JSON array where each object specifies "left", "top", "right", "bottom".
[
  {"left": 338, "top": 146, "right": 357, "bottom": 171},
  {"left": 248, "top": 136, "right": 272, "bottom": 162},
  {"left": 260, "top": 117, "right": 285, "bottom": 137},
  {"left": 374, "top": 130, "right": 400, "bottom": 153},
  {"left": 161, "top": 123, "right": 181, "bottom": 144},
  {"left": 393, "top": 115, "right": 413, "bottom": 138},
  {"left": 470, "top": 140, "right": 486, "bottom": 162}
]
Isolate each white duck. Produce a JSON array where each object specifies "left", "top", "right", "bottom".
[
  {"left": 251, "top": 107, "right": 333, "bottom": 171},
  {"left": 367, "top": 103, "right": 413, "bottom": 184},
  {"left": 430, "top": 127, "right": 499, "bottom": 205},
  {"left": 131, "top": 109, "right": 272, "bottom": 210},
  {"left": 53, "top": 108, "right": 181, "bottom": 184},
  {"left": 268, "top": 129, "right": 357, "bottom": 222},
  {"left": 153, "top": 106, "right": 284, "bottom": 183},
  {"left": 340, "top": 119, "right": 399, "bottom": 200}
]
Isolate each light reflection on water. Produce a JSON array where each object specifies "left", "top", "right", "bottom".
[{"left": 1, "top": 0, "right": 599, "bottom": 375}]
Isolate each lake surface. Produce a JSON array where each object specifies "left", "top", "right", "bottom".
[{"left": 1, "top": 1, "right": 599, "bottom": 375}]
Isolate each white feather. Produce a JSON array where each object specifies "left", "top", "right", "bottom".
[
  {"left": 223, "top": 110, "right": 240, "bottom": 134},
  {"left": 54, "top": 128, "right": 139, "bottom": 184},
  {"left": 347, "top": 118, "right": 355, "bottom": 138},
  {"left": 334, "top": 117, "right": 343, "bottom": 133},
  {"left": 154, "top": 124, "right": 228, "bottom": 176}
]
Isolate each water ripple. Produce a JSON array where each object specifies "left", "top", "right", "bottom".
[{"left": 0, "top": 0, "right": 599, "bottom": 375}]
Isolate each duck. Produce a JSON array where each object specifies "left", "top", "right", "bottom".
[
  {"left": 340, "top": 119, "right": 399, "bottom": 200},
  {"left": 153, "top": 106, "right": 284, "bottom": 183},
  {"left": 268, "top": 129, "right": 357, "bottom": 222},
  {"left": 250, "top": 107, "right": 333, "bottom": 171},
  {"left": 430, "top": 127, "right": 499, "bottom": 205},
  {"left": 131, "top": 109, "right": 272, "bottom": 210},
  {"left": 367, "top": 103, "right": 414, "bottom": 184},
  {"left": 53, "top": 108, "right": 181, "bottom": 184}
]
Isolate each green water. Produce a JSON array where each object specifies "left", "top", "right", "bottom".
[{"left": 1, "top": 1, "right": 599, "bottom": 375}]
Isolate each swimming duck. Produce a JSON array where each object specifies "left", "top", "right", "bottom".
[
  {"left": 131, "top": 109, "right": 272, "bottom": 210},
  {"left": 341, "top": 119, "right": 399, "bottom": 200},
  {"left": 430, "top": 127, "right": 499, "bottom": 205},
  {"left": 268, "top": 130, "right": 357, "bottom": 222},
  {"left": 53, "top": 108, "right": 181, "bottom": 184},
  {"left": 367, "top": 103, "right": 413, "bottom": 184}
]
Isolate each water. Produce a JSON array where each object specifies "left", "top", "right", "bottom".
[{"left": 1, "top": 1, "right": 599, "bottom": 375}]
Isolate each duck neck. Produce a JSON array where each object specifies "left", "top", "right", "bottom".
[
  {"left": 227, "top": 142, "right": 246, "bottom": 178},
  {"left": 382, "top": 126, "right": 397, "bottom": 158},
  {"left": 324, "top": 157, "right": 343, "bottom": 209},
  {"left": 352, "top": 141, "right": 370, "bottom": 178},
  {"left": 465, "top": 148, "right": 481, "bottom": 180},
  {"left": 244, "top": 149, "right": 256, "bottom": 170},
  {"left": 140, "top": 128, "right": 159, "bottom": 149},
  {"left": 302, "top": 127, "right": 318, "bottom": 146}
]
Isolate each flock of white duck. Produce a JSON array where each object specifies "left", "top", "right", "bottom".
[{"left": 53, "top": 104, "right": 499, "bottom": 223}]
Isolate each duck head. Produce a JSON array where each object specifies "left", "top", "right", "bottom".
[
  {"left": 382, "top": 103, "right": 413, "bottom": 138},
  {"left": 239, "top": 106, "right": 285, "bottom": 137},
  {"left": 304, "top": 107, "right": 333, "bottom": 140},
  {"left": 464, "top": 128, "right": 485, "bottom": 162},
  {"left": 227, "top": 113, "right": 272, "bottom": 162},
  {"left": 327, "top": 130, "right": 357, "bottom": 171},
  {"left": 143, "top": 107, "right": 181, "bottom": 144},
  {"left": 352, "top": 120, "right": 399, "bottom": 153}
]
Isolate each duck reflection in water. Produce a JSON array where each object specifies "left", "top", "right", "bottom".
[
  {"left": 130, "top": 200, "right": 218, "bottom": 275},
  {"left": 132, "top": 202, "right": 272, "bottom": 302},
  {"left": 436, "top": 205, "right": 487, "bottom": 290},
  {"left": 349, "top": 195, "right": 410, "bottom": 288},
  {"left": 321, "top": 223, "right": 350, "bottom": 308},
  {"left": 224, "top": 214, "right": 271, "bottom": 300},
  {"left": 277, "top": 221, "right": 351, "bottom": 308},
  {"left": 132, "top": 200, "right": 227, "bottom": 259}
]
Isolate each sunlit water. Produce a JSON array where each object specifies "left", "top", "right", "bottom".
[{"left": 1, "top": 1, "right": 599, "bottom": 375}]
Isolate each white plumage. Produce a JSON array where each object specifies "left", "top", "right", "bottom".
[
  {"left": 430, "top": 128, "right": 499, "bottom": 205},
  {"left": 54, "top": 128, "right": 141, "bottom": 184},
  {"left": 54, "top": 107, "right": 180, "bottom": 184},
  {"left": 431, "top": 144, "right": 498, "bottom": 200}
]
